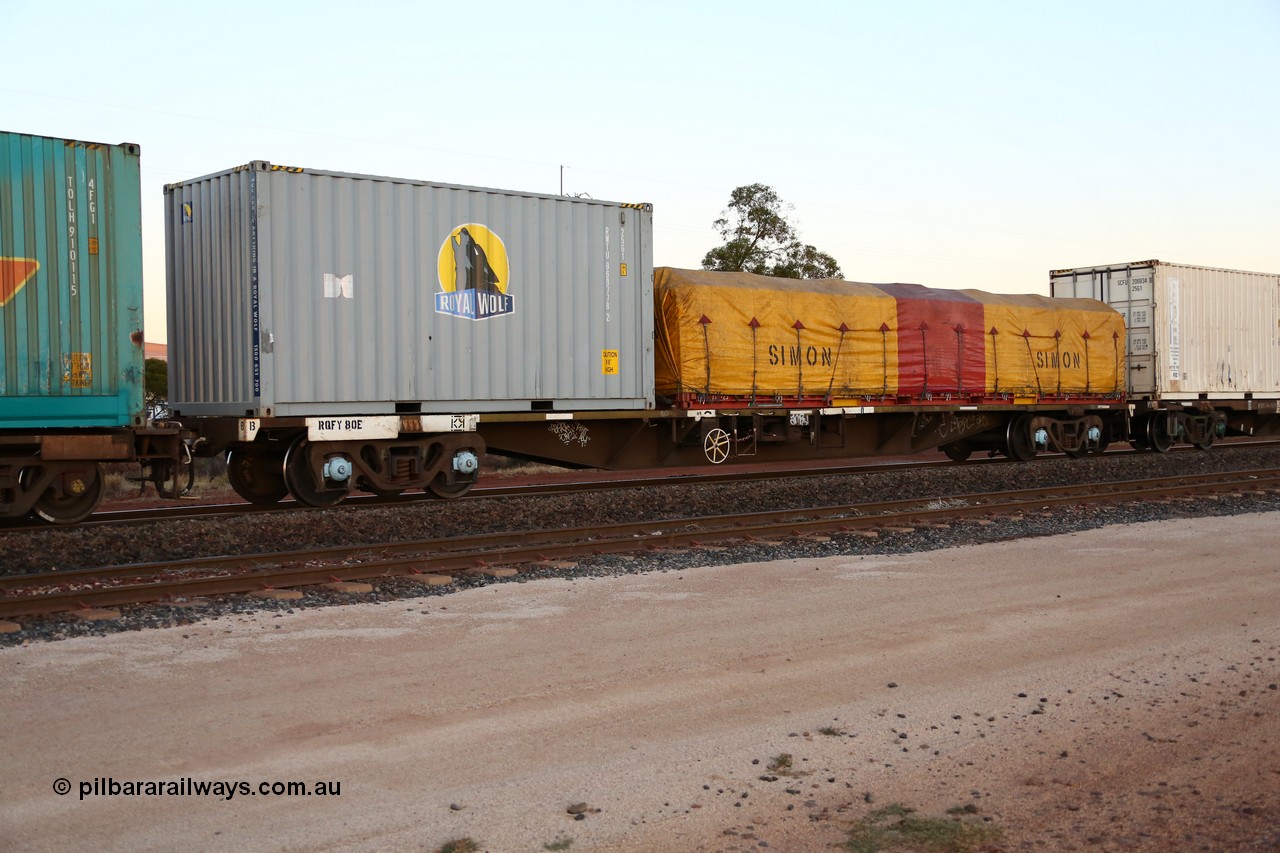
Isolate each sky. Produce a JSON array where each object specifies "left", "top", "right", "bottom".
[{"left": 3, "top": 0, "right": 1278, "bottom": 343}]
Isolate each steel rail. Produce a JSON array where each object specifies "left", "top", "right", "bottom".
[
  {"left": 11, "top": 438, "right": 1277, "bottom": 531},
  {"left": 3, "top": 468, "right": 1278, "bottom": 620},
  {"left": 6, "top": 466, "right": 1279, "bottom": 590}
]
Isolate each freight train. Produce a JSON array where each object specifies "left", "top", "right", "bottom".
[{"left": 3, "top": 130, "right": 1279, "bottom": 523}]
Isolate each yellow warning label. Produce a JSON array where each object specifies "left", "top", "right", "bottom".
[
  {"left": 620, "top": 263, "right": 628, "bottom": 277},
  {"left": 64, "top": 352, "right": 93, "bottom": 388},
  {"left": 602, "top": 349, "right": 619, "bottom": 375}
]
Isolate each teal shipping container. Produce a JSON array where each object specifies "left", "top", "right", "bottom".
[{"left": 0, "top": 130, "right": 145, "bottom": 428}]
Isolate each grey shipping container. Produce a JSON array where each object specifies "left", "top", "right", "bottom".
[
  {"left": 165, "top": 162, "right": 655, "bottom": 418},
  {"left": 1, "top": 130, "right": 145, "bottom": 428},
  {"left": 1050, "top": 260, "right": 1280, "bottom": 400}
]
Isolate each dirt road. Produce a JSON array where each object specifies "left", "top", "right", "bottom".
[{"left": 3, "top": 513, "right": 1277, "bottom": 852}]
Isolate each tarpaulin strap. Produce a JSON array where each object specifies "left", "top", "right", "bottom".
[
  {"left": 749, "top": 317, "right": 760, "bottom": 403},
  {"left": 1023, "top": 331, "right": 1043, "bottom": 398},
  {"left": 793, "top": 321, "right": 806, "bottom": 399},
  {"left": 881, "top": 324, "right": 891, "bottom": 397},
  {"left": 1082, "top": 331, "right": 1092, "bottom": 395},
  {"left": 989, "top": 327, "right": 1000, "bottom": 393},
  {"left": 827, "top": 323, "right": 849, "bottom": 401}
]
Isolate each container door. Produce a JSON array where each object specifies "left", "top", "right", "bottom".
[
  {"left": 1051, "top": 265, "right": 1157, "bottom": 396},
  {"left": 1049, "top": 271, "right": 1099, "bottom": 301},
  {"left": 1104, "top": 266, "right": 1156, "bottom": 395}
]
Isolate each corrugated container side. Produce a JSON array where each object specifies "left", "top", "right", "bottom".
[
  {"left": 165, "top": 167, "right": 257, "bottom": 415},
  {"left": 1051, "top": 261, "right": 1280, "bottom": 399},
  {"left": 1153, "top": 264, "right": 1280, "bottom": 398},
  {"left": 0, "top": 131, "right": 144, "bottom": 428},
  {"left": 168, "top": 164, "right": 654, "bottom": 417}
]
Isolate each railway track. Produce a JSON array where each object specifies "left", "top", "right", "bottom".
[
  {"left": 3, "top": 467, "right": 1278, "bottom": 622},
  {"left": 7, "top": 439, "right": 1280, "bottom": 532},
  {"left": 3, "top": 454, "right": 1000, "bottom": 530}
]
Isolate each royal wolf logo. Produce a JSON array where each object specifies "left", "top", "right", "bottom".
[{"left": 436, "top": 224, "right": 513, "bottom": 320}]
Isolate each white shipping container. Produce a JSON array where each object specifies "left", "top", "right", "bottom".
[
  {"left": 165, "top": 162, "right": 655, "bottom": 417},
  {"left": 1050, "top": 261, "right": 1280, "bottom": 400}
]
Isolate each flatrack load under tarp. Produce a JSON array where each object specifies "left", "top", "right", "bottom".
[{"left": 654, "top": 268, "right": 1125, "bottom": 407}]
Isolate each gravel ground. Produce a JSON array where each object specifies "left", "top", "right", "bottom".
[
  {"left": 3, "top": 446, "right": 1279, "bottom": 647},
  {"left": 4, "top": 512, "right": 1277, "bottom": 852}
]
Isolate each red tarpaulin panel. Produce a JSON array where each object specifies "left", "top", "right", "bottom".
[{"left": 877, "top": 283, "right": 986, "bottom": 396}]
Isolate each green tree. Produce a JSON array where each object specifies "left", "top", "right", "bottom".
[
  {"left": 144, "top": 357, "right": 168, "bottom": 417},
  {"left": 701, "top": 184, "right": 842, "bottom": 279}
]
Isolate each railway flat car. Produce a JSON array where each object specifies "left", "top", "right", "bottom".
[
  {"left": 164, "top": 161, "right": 654, "bottom": 505},
  {"left": 10, "top": 140, "right": 1279, "bottom": 522},
  {"left": 162, "top": 156, "right": 1135, "bottom": 509},
  {"left": 481, "top": 269, "right": 1130, "bottom": 470},
  {"left": 0, "top": 130, "right": 186, "bottom": 522}
]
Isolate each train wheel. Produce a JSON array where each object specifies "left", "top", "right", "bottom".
[
  {"left": 1192, "top": 426, "right": 1215, "bottom": 451},
  {"left": 941, "top": 442, "right": 972, "bottom": 462},
  {"left": 226, "top": 449, "right": 289, "bottom": 505},
  {"left": 1005, "top": 415, "right": 1036, "bottom": 462},
  {"left": 1146, "top": 416, "right": 1174, "bottom": 453},
  {"left": 151, "top": 444, "right": 195, "bottom": 499},
  {"left": 282, "top": 438, "right": 348, "bottom": 508},
  {"left": 30, "top": 463, "right": 104, "bottom": 524},
  {"left": 363, "top": 484, "right": 407, "bottom": 499},
  {"left": 427, "top": 475, "right": 474, "bottom": 499},
  {"left": 703, "top": 428, "right": 731, "bottom": 464},
  {"left": 1128, "top": 417, "right": 1150, "bottom": 450}
]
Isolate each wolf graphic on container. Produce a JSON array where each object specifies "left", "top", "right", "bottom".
[
  {"left": 453, "top": 227, "right": 501, "bottom": 294},
  {"left": 436, "top": 223, "right": 513, "bottom": 320}
]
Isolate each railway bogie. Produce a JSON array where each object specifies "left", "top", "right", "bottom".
[
  {"left": 5, "top": 454, "right": 106, "bottom": 524},
  {"left": 0, "top": 426, "right": 192, "bottom": 521},
  {"left": 207, "top": 420, "right": 485, "bottom": 507}
]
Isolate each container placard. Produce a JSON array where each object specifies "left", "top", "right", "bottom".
[
  {"left": 306, "top": 415, "right": 401, "bottom": 441},
  {"left": 1167, "top": 277, "right": 1181, "bottom": 380},
  {"left": 63, "top": 353, "right": 92, "bottom": 388}
]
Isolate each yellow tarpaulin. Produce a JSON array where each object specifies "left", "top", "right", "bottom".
[
  {"left": 655, "top": 268, "right": 1125, "bottom": 403},
  {"left": 968, "top": 291, "right": 1126, "bottom": 397},
  {"left": 656, "top": 268, "right": 900, "bottom": 400}
]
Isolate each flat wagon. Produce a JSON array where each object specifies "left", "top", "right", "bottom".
[
  {"left": 479, "top": 268, "right": 1130, "bottom": 471},
  {"left": 165, "top": 161, "right": 654, "bottom": 504}
]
